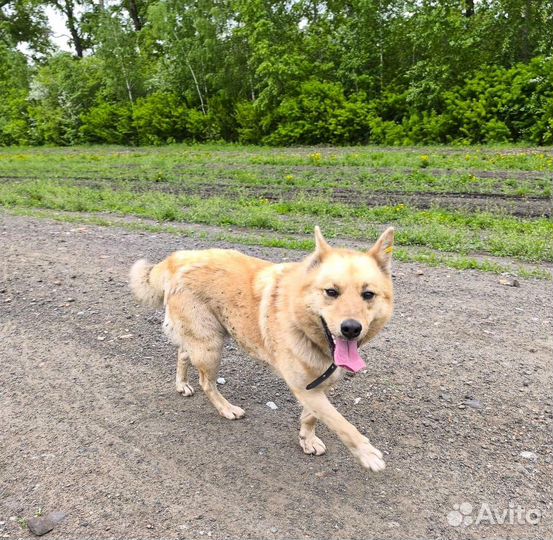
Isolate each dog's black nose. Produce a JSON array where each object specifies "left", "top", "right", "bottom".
[{"left": 341, "top": 319, "right": 362, "bottom": 339}]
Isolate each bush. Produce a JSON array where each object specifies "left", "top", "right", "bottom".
[
  {"left": 265, "top": 81, "right": 373, "bottom": 145},
  {"left": 80, "top": 102, "right": 135, "bottom": 144},
  {"left": 366, "top": 117, "right": 407, "bottom": 145},
  {"left": 235, "top": 101, "right": 264, "bottom": 144},
  {"left": 0, "top": 46, "right": 31, "bottom": 145},
  {"left": 327, "top": 99, "right": 373, "bottom": 144},
  {"left": 532, "top": 98, "right": 553, "bottom": 144},
  {"left": 26, "top": 54, "right": 106, "bottom": 145},
  {"left": 27, "top": 103, "right": 68, "bottom": 145},
  {"left": 355, "top": 57, "right": 553, "bottom": 146},
  {"left": 3, "top": 46, "right": 553, "bottom": 146},
  {"left": 186, "top": 109, "right": 221, "bottom": 142},
  {"left": 0, "top": 93, "right": 30, "bottom": 145},
  {"left": 438, "top": 58, "right": 553, "bottom": 144},
  {"left": 133, "top": 92, "right": 189, "bottom": 145}
]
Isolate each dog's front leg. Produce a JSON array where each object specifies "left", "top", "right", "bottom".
[
  {"left": 294, "top": 388, "right": 385, "bottom": 472},
  {"left": 299, "top": 408, "right": 326, "bottom": 456}
]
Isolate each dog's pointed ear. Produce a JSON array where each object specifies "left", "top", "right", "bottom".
[
  {"left": 314, "top": 226, "right": 331, "bottom": 256},
  {"left": 368, "top": 227, "right": 395, "bottom": 275},
  {"left": 307, "top": 226, "right": 331, "bottom": 269}
]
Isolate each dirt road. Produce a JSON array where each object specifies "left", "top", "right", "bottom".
[{"left": 1, "top": 213, "right": 551, "bottom": 539}]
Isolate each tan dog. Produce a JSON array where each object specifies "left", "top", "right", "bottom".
[{"left": 130, "top": 227, "right": 394, "bottom": 471}]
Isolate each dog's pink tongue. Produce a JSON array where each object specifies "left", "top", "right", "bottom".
[{"left": 334, "top": 338, "right": 366, "bottom": 372}]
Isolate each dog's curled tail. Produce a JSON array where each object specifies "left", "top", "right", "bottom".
[{"left": 129, "top": 258, "right": 165, "bottom": 309}]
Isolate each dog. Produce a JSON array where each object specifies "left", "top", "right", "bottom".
[{"left": 129, "top": 226, "right": 394, "bottom": 471}]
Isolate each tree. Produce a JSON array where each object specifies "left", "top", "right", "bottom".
[
  {"left": 0, "top": 0, "right": 50, "bottom": 53},
  {"left": 48, "top": 0, "right": 88, "bottom": 57},
  {"left": 2, "top": 0, "right": 553, "bottom": 146}
]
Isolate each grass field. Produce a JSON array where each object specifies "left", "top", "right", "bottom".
[{"left": 1, "top": 144, "right": 551, "bottom": 278}]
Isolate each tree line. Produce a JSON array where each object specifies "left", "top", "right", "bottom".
[{"left": 1, "top": 0, "right": 552, "bottom": 146}]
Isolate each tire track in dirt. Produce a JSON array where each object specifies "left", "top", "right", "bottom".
[
  {"left": 1, "top": 175, "right": 550, "bottom": 217},
  {"left": 178, "top": 162, "right": 552, "bottom": 182}
]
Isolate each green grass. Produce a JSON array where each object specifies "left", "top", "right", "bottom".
[
  {"left": 1, "top": 178, "right": 551, "bottom": 262},
  {"left": 1, "top": 144, "right": 550, "bottom": 198},
  {"left": 4, "top": 167, "right": 549, "bottom": 198},
  {"left": 6, "top": 206, "right": 551, "bottom": 280},
  {"left": 1, "top": 143, "right": 552, "bottom": 172},
  {"left": 0, "top": 143, "right": 551, "bottom": 272}
]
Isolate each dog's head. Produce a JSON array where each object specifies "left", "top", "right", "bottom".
[{"left": 298, "top": 226, "right": 394, "bottom": 372}]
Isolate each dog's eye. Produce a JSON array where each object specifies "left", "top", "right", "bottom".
[
  {"left": 325, "top": 288, "right": 339, "bottom": 298},
  {"left": 362, "top": 291, "right": 375, "bottom": 301}
]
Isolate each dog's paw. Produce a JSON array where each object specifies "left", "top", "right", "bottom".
[
  {"left": 353, "top": 441, "right": 386, "bottom": 472},
  {"left": 219, "top": 404, "right": 245, "bottom": 420},
  {"left": 300, "top": 435, "right": 326, "bottom": 456},
  {"left": 176, "top": 381, "right": 195, "bottom": 397}
]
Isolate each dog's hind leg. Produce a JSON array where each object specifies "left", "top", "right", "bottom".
[
  {"left": 176, "top": 347, "right": 194, "bottom": 396},
  {"left": 187, "top": 336, "right": 245, "bottom": 420},
  {"left": 167, "top": 292, "right": 244, "bottom": 420},
  {"left": 299, "top": 408, "right": 326, "bottom": 456}
]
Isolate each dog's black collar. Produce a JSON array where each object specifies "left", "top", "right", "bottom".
[
  {"left": 306, "top": 317, "right": 337, "bottom": 390},
  {"left": 306, "top": 362, "right": 337, "bottom": 390}
]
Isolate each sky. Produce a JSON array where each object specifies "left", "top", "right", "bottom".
[{"left": 46, "top": 5, "right": 74, "bottom": 52}]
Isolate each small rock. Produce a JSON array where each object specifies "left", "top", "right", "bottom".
[
  {"left": 499, "top": 277, "right": 520, "bottom": 287},
  {"left": 97, "top": 336, "right": 106, "bottom": 341},
  {"left": 266, "top": 401, "right": 278, "bottom": 410},
  {"left": 440, "top": 393, "right": 452, "bottom": 402},
  {"left": 416, "top": 269, "right": 424, "bottom": 276},
  {"left": 520, "top": 451, "right": 538, "bottom": 461},
  {"left": 27, "top": 512, "right": 66, "bottom": 536},
  {"left": 270, "top": 527, "right": 278, "bottom": 533},
  {"left": 465, "top": 398, "right": 482, "bottom": 409},
  {"left": 516, "top": 463, "right": 532, "bottom": 476},
  {"left": 118, "top": 334, "right": 133, "bottom": 339},
  {"left": 216, "top": 377, "right": 226, "bottom": 385},
  {"left": 66, "top": 298, "right": 75, "bottom": 303},
  {"left": 353, "top": 397, "right": 361, "bottom": 405}
]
